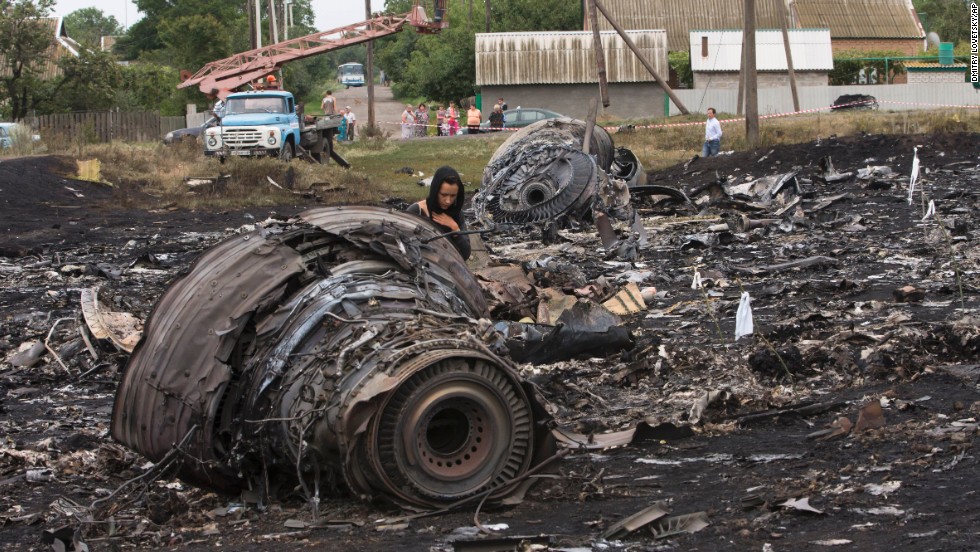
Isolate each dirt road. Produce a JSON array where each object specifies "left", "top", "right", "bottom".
[{"left": 332, "top": 85, "right": 425, "bottom": 139}]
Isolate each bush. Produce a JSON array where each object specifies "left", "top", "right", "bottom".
[
  {"left": 829, "top": 50, "right": 907, "bottom": 85},
  {"left": 668, "top": 51, "right": 693, "bottom": 89}
]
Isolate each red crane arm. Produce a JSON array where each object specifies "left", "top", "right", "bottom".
[{"left": 179, "top": 8, "right": 442, "bottom": 97}]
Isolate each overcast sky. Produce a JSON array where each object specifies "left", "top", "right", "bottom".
[{"left": 51, "top": 1, "right": 377, "bottom": 34}]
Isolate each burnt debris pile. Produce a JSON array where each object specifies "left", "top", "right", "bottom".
[{"left": 111, "top": 206, "right": 553, "bottom": 509}]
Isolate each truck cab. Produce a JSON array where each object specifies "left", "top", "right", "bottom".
[{"left": 205, "top": 90, "right": 301, "bottom": 160}]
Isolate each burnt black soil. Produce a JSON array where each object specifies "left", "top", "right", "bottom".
[{"left": 1, "top": 135, "right": 979, "bottom": 551}]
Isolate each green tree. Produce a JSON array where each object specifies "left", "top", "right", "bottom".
[
  {"left": 376, "top": 0, "right": 580, "bottom": 104},
  {"left": 829, "top": 50, "right": 907, "bottom": 85},
  {"left": 913, "top": 0, "right": 971, "bottom": 45},
  {"left": 49, "top": 48, "right": 122, "bottom": 111},
  {"left": 399, "top": 23, "right": 477, "bottom": 103},
  {"left": 668, "top": 51, "right": 693, "bottom": 89},
  {"left": 0, "top": 0, "right": 55, "bottom": 120},
  {"left": 486, "top": 0, "right": 580, "bottom": 32},
  {"left": 114, "top": 62, "right": 186, "bottom": 115},
  {"left": 63, "top": 7, "right": 122, "bottom": 50},
  {"left": 158, "top": 14, "right": 234, "bottom": 71},
  {"left": 117, "top": 0, "right": 246, "bottom": 61}
]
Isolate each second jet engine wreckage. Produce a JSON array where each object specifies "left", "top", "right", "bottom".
[
  {"left": 111, "top": 207, "right": 556, "bottom": 511},
  {"left": 473, "top": 118, "right": 649, "bottom": 254}
]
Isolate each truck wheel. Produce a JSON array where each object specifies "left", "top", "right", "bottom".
[{"left": 280, "top": 143, "right": 294, "bottom": 162}]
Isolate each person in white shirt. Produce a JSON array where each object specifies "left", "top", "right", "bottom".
[
  {"left": 401, "top": 104, "right": 415, "bottom": 139},
  {"left": 345, "top": 106, "right": 356, "bottom": 141},
  {"left": 702, "top": 107, "right": 722, "bottom": 157}
]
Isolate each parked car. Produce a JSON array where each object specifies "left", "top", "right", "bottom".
[
  {"left": 164, "top": 117, "right": 217, "bottom": 144},
  {"left": 477, "top": 108, "right": 564, "bottom": 133},
  {"left": 831, "top": 94, "right": 878, "bottom": 111},
  {"left": 0, "top": 124, "right": 11, "bottom": 149},
  {"left": 0, "top": 122, "right": 39, "bottom": 149}
]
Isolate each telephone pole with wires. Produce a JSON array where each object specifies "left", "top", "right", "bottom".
[{"left": 744, "top": 0, "right": 760, "bottom": 147}]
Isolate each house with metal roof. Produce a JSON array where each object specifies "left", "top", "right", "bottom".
[
  {"left": 475, "top": 30, "right": 669, "bottom": 120},
  {"left": 793, "top": 0, "right": 926, "bottom": 55},
  {"left": 690, "top": 28, "right": 833, "bottom": 89},
  {"left": 0, "top": 17, "right": 82, "bottom": 81},
  {"left": 584, "top": 0, "right": 925, "bottom": 55}
]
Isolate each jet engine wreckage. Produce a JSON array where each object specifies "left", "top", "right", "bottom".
[
  {"left": 473, "top": 118, "right": 647, "bottom": 252},
  {"left": 111, "top": 206, "right": 555, "bottom": 510}
]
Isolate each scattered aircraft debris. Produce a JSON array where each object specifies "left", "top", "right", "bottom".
[{"left": 0, "top": 130, "right": 977, "bottom": 550}]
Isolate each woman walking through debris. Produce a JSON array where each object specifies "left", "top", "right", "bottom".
[{"left": 406, "top": 166, "right": 471, "bottom": 260}]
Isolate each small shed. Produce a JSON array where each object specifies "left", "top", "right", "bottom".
[
  {"left": 904, "top": 62, "right": 968, "bottom": 84},
  {"left": 690, "top": 28, "right": 833, "bottom": 89},
  {"left": 475, "top": 30, "right": 669, "bottom": 120}
]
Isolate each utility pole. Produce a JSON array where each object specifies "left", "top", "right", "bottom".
[
  {"left": 485, "top": 0, "right": 491, "bottom": 33},
  {"left": 251, "top": 0, "right": 262, "bottom": 49},
  {"left": 268, "top": 0, "right": 279, "bottom": 45},
  {"left": 776, "top": 0, "right": 800, "bottom": 112},
  {"left": 594, "top": 0, "right": 689, "bottom": 114},
  {"left": 736, "top": 36, "right": 746, "bottom": 115},
  {"left": 366, "top": 0, "right": 376, "bottom": 130},
  {"left": 744, "top": 0, "right": 760, "bottom": 147},
  {"left": 587, "top": 0, "right": 610, "bottom": 108},
  {"left": 283, "top": 0, "right": 293, "bottom": 41}
]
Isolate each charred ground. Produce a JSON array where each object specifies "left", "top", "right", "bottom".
[{"left": 1, "top": 132, "right": 978, "bottom": 551}]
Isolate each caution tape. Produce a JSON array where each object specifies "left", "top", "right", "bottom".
[
  {"left": 878, "top": 99, "right": 980, "bottom": 109},
  {"left": 378, "top": 120, "right": 518, "bottom": 133},
  {"left": 601, "top": 97, "right": 979, "bottom": 133},
  {"left": 375, "top": 96, "right": 977, "bottom": 137}
]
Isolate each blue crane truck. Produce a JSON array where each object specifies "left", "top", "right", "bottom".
[{"left": 204, "top": 89, "right": 348, "bottom": 166}]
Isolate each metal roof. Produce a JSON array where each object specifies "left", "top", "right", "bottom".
[
  {"left": 476, "top": 30, "right": 668, "bottom": 86},
  {"left": 586, "top": 0, "right": 924, "bottom": 50},
  {"left": 585, "top": 0, "right": 788, "bottom": 51},
  {"left": 794, "top": 0, "right": 925, "bottom": 39},
  {"left": 905, "top": 62, "right": 966, "bottom": 70},
  {"left": 690, "top": 29, "right": 833, "bottom": 72}
]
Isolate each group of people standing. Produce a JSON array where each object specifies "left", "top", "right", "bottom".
[
  {"left": 400, "top": 97, "right": 508, "bottom": 139},
  {"left": 320, "top": 90, "right": 356, "bottom": 141},
  {"left": 403, "top": 102, "right": 462, "bottom": 138}
]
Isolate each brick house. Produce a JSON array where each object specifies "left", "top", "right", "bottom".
[{"left": 0, "top": 17, "right": 82, "bottom": 80}]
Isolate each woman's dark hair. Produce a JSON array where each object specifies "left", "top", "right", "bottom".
[{"left": 425, "top": 166, "right": 464, "bottom": 217}]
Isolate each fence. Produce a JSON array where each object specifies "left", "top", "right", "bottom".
[
  {"left": 161, "top": 116, "right": 187, "bottom": 136},
  {"left": 23, "top": 110, "right": 188, "bottom": 143},
  {"left": 668, "top": 83, "right": 980, "bottom": 116}
]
